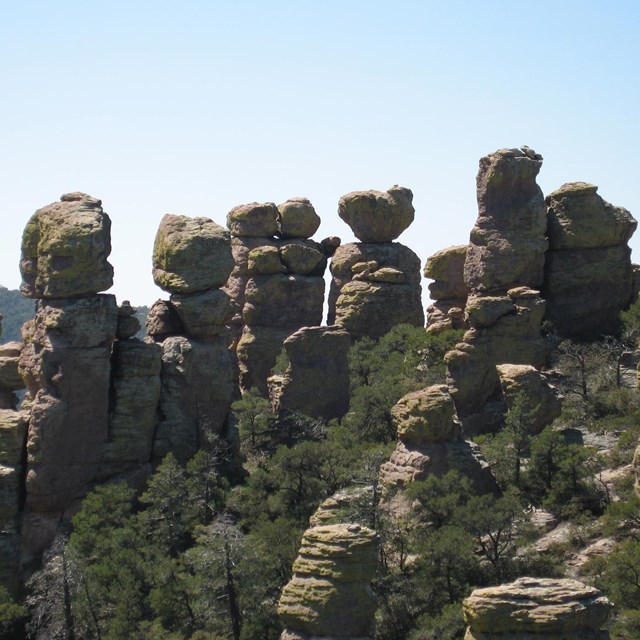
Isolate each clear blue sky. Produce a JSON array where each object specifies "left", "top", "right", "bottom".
[{"left": 1, "top": 1, "right": 639, "bottom": 306}]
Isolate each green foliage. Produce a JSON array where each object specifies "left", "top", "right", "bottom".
[
  {"left": 0, "top": 285, "right": 34, "bottom": 342},
  {"left": 620, "top": 296, "right": 640, "bottom": 348}
]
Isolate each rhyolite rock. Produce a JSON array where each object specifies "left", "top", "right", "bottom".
[
  {"left": 0, "top": 342, "right": 24, "bottom": 393},
  {"left": 227, "top": 202, "right": 279, "bottom": 238},
  {"left": 152, "top": 214, "right": 234, "bottom": 293},
  {"left": 20, "top": 192, "right": 114, "bottom": 298},
  {"left": 145, "top": 299, "right": 184, "bottom": 340},
  {"left": 277, "top": 197, "right": 321, "bottom": 239},
  {"left": 464, "top": 147, "right": 547, "bottom": 292},
  {"left": 497, "top": 364, "right": 561, "bottom": 434},
  {"left": 462, "top": 577, "right": 612, "bottom": 639},
  {"left": 425, "top": 244, "right": 469, "bottom": 300},
  {"left": 543, "top": 183, "right": 637, "bottom": 339},
  {"left": 338, "top": 185, "right": 414, "bottom": 243},
  {"left": 278, "top": 523, "right": 377, "bottom": 640},
  {"left": 170, "top": 289, "right": 235, "bottom": 339},
  {"left": 392, "top": 385, "right": 456, "bottom": 445},
  {"left": 116, "top": 301, "right": 141, "bottom": 339},
  {"left": 269, "top": 325, "right": 351, "bottom": 421}
]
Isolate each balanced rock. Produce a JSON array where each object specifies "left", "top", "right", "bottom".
[
  {"left": 463, "top": 577, "right": 612, "bottom": 639},
  {"left": 278, "top": 523, "right": 377, "bottom": 640},
  {"left": 0, "top": 342, "right": 24, "bottom": 393},
  {"left": 338, "top": 185, "right": 414, "bottom": 243},
  {"left": 170, "top": 289, "right": 235, "bottom": 339},
  {"left": 20, "top": 192, "right": 113, "bottom": 298},
  {"left": 116, "top": 301, "right": 140, "bottom": 340},
  {"left": 464, "top": 148, "right": 547, "bottom": 292},
  {"left": 269, "top": 325, "right": 351, "bottom": 421},
  {"left": 145, "top": 299, "right": 184, "bottom": 340},
  {"left": 277, "top": 197, "right": 321, "bottom": 239},
  {"left": 152, "top": 214, "right": 234, "bottom": 293},
  {"left": 543, "top": 183, "right": 637, "bottom": 339},
  {"left": 425, "top": 244, "right": 469, "bottom": 300}
]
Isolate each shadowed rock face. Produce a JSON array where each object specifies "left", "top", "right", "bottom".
[
  {"left": 543, "top": 182, "right": 637, "bottom": 339},
  {"left": 269, "top": 325, "right": 351, "bottom": 421},
  {"left": 278, "top": 523, "right": 377, "bottom": 640},
  {"left": 463, "top": 577, "right": 612, "bottom": 639},
  {"left": 20, "top": 192, "right": 114, "bottom": 299},
  {"left": 465, "top": 148, "right": 547, "bottom": 292}
]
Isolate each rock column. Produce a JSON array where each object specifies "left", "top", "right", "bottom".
[{"left": 329, "top": 186, "right": 424, "bottom": 339}]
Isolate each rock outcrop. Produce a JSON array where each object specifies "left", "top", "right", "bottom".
[
  {"left": 424, "top": 244, "right": 469, "bottom": 334},
  {"left": 329, "top": 187, "right": 424, "bottom": 339},
  {"left": 278, "top": 523, "right": 377, "bottom": 640},
  {"left": 380, "top": 385, "right": 498, "bottom": 515},
  {"left": 224, "top": 200, "right": 327, "bottom": 394},
  {"left": 150, "top": 214, "right": 235, "bottom": 463},
  {"left": 462, "top": 577, "right": 612, "bottom": 639},
  {"left": 269, "top": 325, "right": 351, "bottom": 421},
  {"left": 446, "top": 149, "right": 551, "bottom": 434},
  {"left": 543, "top": 182, "right": 637, "bottom": 339}
]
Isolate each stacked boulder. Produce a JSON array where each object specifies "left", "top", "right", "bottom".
[
  {"left": 424, "top": 244, "right": 469, "bottom": 334},
  {"left": 17, "top": 193, "right": 119, "bottom": 551},
  {"left": 379, "top": 384, "right": 498, "bottom": 516},
  {"left": 445, "top": 148, "right": 552, "bottom": 434},
  {"left": 278, "top": 523, "right": 377, "bottom": 640},
  {"left": 223, "top": 199, "right": 327, "bottom": 394},
  {"left": 268, "top": 325, "right": 351, "bottom": 421},
  {"left": 329, "top": 186, "right": 424, "bottom": 339},
  {"left": 462, "top": 577, "right": 613, "bottom": 639},
  {"left": 543, "top": 182, "right": 637, "bottom": 339},
  {"left": 150, "top": 214, "right": 236, "bottom": 463},
  {"left": 0, "top": 318, "right": 27, "bottom": 593}
]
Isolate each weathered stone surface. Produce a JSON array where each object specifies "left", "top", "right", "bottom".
[
  {"left": 243, "top": 275, "right": 324, "bottom": 329},
  {"left": 279, "top": 241, "right": 326, "bottom": 276},
  {"left": 270, "top": 325, "right": 351, "bottom": 421},
  {"left": 227, "top": 202, "right": 278, "bottom": 237},
  {"left": 116, "top": 301, "right": 141, "bottom": 339},
  {"left": 248, "top": 246, "right": 285, "bottom": 275},
  {"left": 392, "top": 385, "right": 456, "bottom": 445},
  {"left": 497, "top": 364, "right": 561, "bottom": 434},
  {"left": 153, "top": 336, "right": 234, "bottom": 464},
  {"left": 0, "top": 342, "right": 24, "bottom": 391},
  {"left": 0, "top": 410, "right": 27, "bottom": 527},
  {"left": 338, "top": 185, "right": 414, "bottom": 243},
  {"left": 145, "top": 299, "right": 184, "bottom": 340},
  {"left": 546, "top": 182, "right": 636, "bottom": 250},
  {"left": 465, "top": 294, "right": 515, "bottom": 328},
  {"left": 425, "top": 244, "right": 469, "bottom": 300},
  {"left": 104, "top": 339, "right": 162, "bottom": 464},
  {"left": 278, "top": 523, "right": 377, "bottom": 639},
  {"left": 237, "top": 326, "right": 291, "bottom": 395},
  {"left": 152, "top": 214, "right": 234, "bottom": 293},
  {"left": 170, "top": 289, "right": 235, "bottom": 338},
  {"left": 320, "top": 236, "right": 341, "bottom": 257},
  {"left": 20, "top": 192, "right": 114, "bottom": 299},
  {"left": 426, "top": 301, "right": 467, "bottom": 335},
  {"left": 277, "top": 197, "right": 321, "bottom": 239},
  {"left": 463, "top": 578, "right": 612, "bottom": 638},
  {"left": 464, "top": 148, "right": 547, "bottom": 292},
  {"left": 19, "top": 296, "right": 117, "bottom": 511},
  {"left": 334, "top": 280, "right": 424, "bottom": 340}
]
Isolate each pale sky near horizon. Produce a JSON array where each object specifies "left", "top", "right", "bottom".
[{"left": 1, "top": 1, "right": 639, "bottom": 311}]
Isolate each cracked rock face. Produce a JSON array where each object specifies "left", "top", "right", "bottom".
[
  {"left": 278, "top": 523, "right": 377, "bottom": 640},
  {"left": 463, "top": 577, "right": 612, "bottom": 639},
  {"left": 543, "top": 182, "right": 637, "bottom": 339},
  {"left": 20, "top": 192, "right": 114, "bottom": 299}
]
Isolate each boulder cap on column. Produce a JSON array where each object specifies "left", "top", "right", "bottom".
[
  {"left": 338, "top": 185, "right": 415, "bottom": 242},
  {"left": 152, "top": 214, "right": 234, "bottom": 293},
  {"left": 20, "top": 192, "right": 113, "bottom": 298},
  {"left": 277, "top": 197, "right": 321, "bottom": 239}
]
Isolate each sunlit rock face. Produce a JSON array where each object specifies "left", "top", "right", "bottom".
[
  {"left": 463, "top": 577, "right": 613, "bottom": 639},
  {"left": 543, "top": 182, "right": 637, "bottom": 339},
  {"left": 20, "top": 192, "right": 114, "bottom": 299},
  {"left": 278, "top": 523, "right": 378, "bottom": 640},
  {"left": 329, "top": 186, "right": 424, "bottom": 340}
]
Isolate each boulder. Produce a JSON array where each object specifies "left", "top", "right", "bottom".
[
  {"left": 0, "top": 342, "right": 24, "bottom": 391},
  {"left": 152, "top": 214, "right": 234, "bottom": 293},
  {"left": 392, "top": 385, "right": 456, "bottom": 445},
  {"left": 270, "top": 325, "right": 351, "bottom": 420},
  {"left": 425, "top": 244, "right": 469, "bottom": 300},
  {"left": 227, "top": 202, "right": 278, "bottom": 237},
  {"left": 497, "top": 364, "right": 561, "bottom": 434},
  {"left": 279, "top": 241, "right": 326, "bottom": 276},
  {"left": 278, "top": 523, "right": 377, "bottom": 639},
  {"left": 247, "top": 246, "right": 285, "bottom": 275},
  {"left": 464, "top": 148, "right": 547, "bottom": 292},
  {"left": 463, "top": 577, "right": 612, "bottom": 639},
  {"left": 145, "top": 299, "right": 184, "bottom": 340},
  {"left": 20, "top": 192, "right": 113, "bottom": 298},
  {"left": 277, "top": 197, "right": 321, "bottom": 239},
  {"left": 116, "top": 301, "right": 141, "bottom": 339},
  {"left": 170, "top": 289, "right": 235, "bottom": 338},
  {"left": 338, "top": 185, "right": 414, "bottom": 243}
]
